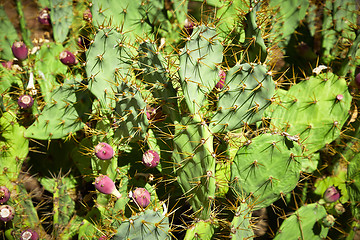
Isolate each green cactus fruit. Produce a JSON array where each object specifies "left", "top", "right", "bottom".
[
  {"left": 274, "top": 203, "right": 329, "bottom": 239},
  {"left": 231, "top": 132, "right": 302, "bottom": 210},
  {"left": 210, "top": 63, "right": 275, "bottom": 133},
  {"left": 178, "top": 25, "right": 223, "bottom": 114}
]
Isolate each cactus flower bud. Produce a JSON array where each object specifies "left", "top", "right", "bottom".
[
  {"left": 1, "top": 61, "right": 13, "bottom": 69},
  {"left": 321, "top": 214, "right": 335, "bottom": 228},
  {"left": 323, "top": 186, "right": 340, "bottom": 203},
  {"left": 94, "top": 142, "right": 114, "bottom": 160},
  {"left": 83, "top": 9, "right": 92, "bottom": 22},
  {"left": 132, "top": 188, "right": 151, "bottom": 208},
  {"left": 142, "top": 150, "right": 160, "bottom": 168},
  {"left": 336, "top": 94, "right": 343, "bottom": 101},
  {"left": 98, "top": 236, "right": 107, "bottom": 240},
  {"left": 0, "top": 186, "right": 10, "bottom": 204},
  {"left": 94, "top": 175, "right": 121, "bottom": 198},
  {"left": 18, "top": 95, "right": 34, "bottom": 109},
  {"left": 21, "top": 229, "right": 39, "bottom": 240},
  {"left": 38, "top": 8, "right": 51, "bottom": 26},
  {"left": 59, "top": 50, "right": 78, "bottom": 66},
  {"left": 184, "top": 19, "right": 195, "bottom": 36},
  {"left": 334, "top": 203, "right": 345, "bottom": 215},
  {"left": 0, "top": 205, "right": 15, "bottom": 222},
  {"left": 216, "top": 69, "right": 226, "bottom": 89},
  {"left": 11, "top": 41, "right": 28, "bottom": 60}
]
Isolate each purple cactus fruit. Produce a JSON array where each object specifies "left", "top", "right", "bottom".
[
  {"left": 98, "top": 236, "right": 107, "bottom": 240},
  {"left": 184, "top": 18, "right": 195, "bottom": 36},
  {"left": 321, "top": 214, "right": 335, "bottom": 228},
  {"left": 323, "top": 186, "right": 341, "bottom": 203},
  {"left": 142, "top": 150, "right": 160, "bottom": 168},
  {"left": 94, "top": 142, "right": 114, "bottom": 160},
  {"left": 132, "top": 188, "right": 151, "bottom": 208},
  {"left": 59, "top": 50, "right": 78, "bottom": 66},
  {"left": 216, "top": 69, "right": 226, "bottom": 89},
  {"left": 83, "top": 9, "right": 92, "bottom": 22},
  {"left": 94, "top": 175, "right": 121, "bottom": 198},
  {"left": 21, "top": 229, "right": 39, "bottom": 240},
  {"left": 355, "top": 72, "right": 360, "bottom": 88},
  {"left": 0, "top": 205, "right": 15, "bottom": 222},
  {"left": 0, "top": 186, "right": 10, "bottom": 204},
  {"left": 38, "top": 8, "right": 51, "bottom": 26},
  {"left": 1, "top": 61, "right": 13, "bottom": 69},
  {"left": 11, "top": 41, "right": 28, "bottom": 60},
  {"left": 18, "top": 95, "right": 34, "bottom": 109}
]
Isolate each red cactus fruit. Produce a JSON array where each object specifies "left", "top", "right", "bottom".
[
  {"left": 0, "top": 205, "right": 15, "bottom": 222},
  {"left": 132, "top": 188, "right": 151, "bottom": 208},
  {"left": 11, "top": 41, "right": 28, "bottom": 60},
  {"left": 94, "top": 175, "right": 121, "bottom": 198},
  {"left": 18, "top": 95, "right": 34, "bottom": 109},
  {"left": 142, "top": 150, "right": 160, "bottom": 168},
  {"left": 59, "top": 50, "right": 78, "bottom": 66},
  {"left": 216, "top": 69, "right": 226, "bottom": 89},
  {"left": 21, "top": 229, "right": 39, "bottom": 240},
  {"left": 1, "top": 61, "right": 13, "bottom": 69},
  {"left": 323, "top": 186, "right": 340, "bottom": 203},
  {"left": 38, "top": 8, "right": 51, "bottom": 26},
  {"left": 0, "top": 186, "right": 10, "bottom": 204},
  {"left": 83, "top": 9, "right": 92, "bottom": 22},
  {"left": 94, "top": 142, "right": 114, "bottom": 160}
]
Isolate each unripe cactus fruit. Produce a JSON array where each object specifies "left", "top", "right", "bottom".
[
  {"left": 323, "top": 186, "right": 340, "bottom": 203},
  {"left": 142, "top": 150, "right": 160, "bottom": 168},
  {"left": 132, "top": 188, "right": 151, "bottom": 208},
  {"left": 11, "top": 41, "right": 28, "bottom": 60},
  {"left": 215, "top": 69, "right": 226, "bottom": 89},
  {"left": 94, "top": 142, "right": 114, "bottom": 160},
  {"left": 0, "top": 186, "right": 10, "bottom": 204},
  {"left": 321, "top": 214, "right": 335, "bottom": 228},
  {"left": 0, "top": 205, "right": 15, "bottom": 222},
  {"left": 18, "top": 95, "right": 34, "bottom": 109},
  {"left": 59, "top": 50, "right": 78, "bottom": 66},
  {"left": 38, "top": 8, "right": 51, "bottom": 25},
  {"left": 21, "top": 229, "right": 39, "bottom": 240},
  {"left": 94, "top": 175, "right": 121, "bottom": 198}
]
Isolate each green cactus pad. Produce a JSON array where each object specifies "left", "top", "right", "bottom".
[
  {"left": 0, "top": 6, "right": 18, "bottom": 61},
  {"left": 34, "top": 42, "right": 68, "bottom": 103},
  {"left": 210, "top": 63, "right": 275, "bottom": 133},
  {"left": 24, "top": 79, "right": 85, "bottom": 140},
  {"left": 231, "top": 132, "right": 302, "bottom": 210},
  {"left": 347, "top": 152, "right": 360, "bottom": 220},
  {"left": 268, "top": 72, "right": 352, "bottom": 155},
  {"left": 178, "top": 25, "right": 223, "bottom": 114},
  {"left": 113, "top": 209, "right": 170, "bottom": 240},
  {"left": 172, "top": 115, "right": 216, "bottom": 220},
  {"left": 113, "top": 82, "right": 149, "bottom": 142},
  {"left": 230, "top": 201, "right": 254, "bottom": 240},
  {"left": 51, "top": 0, "right": 73, "bottom": 43},
  {"left": 184, "top": 220, "right": 216, "bottom": 240},
  {"left": 86, "top": 28, "right": 133, "bottom": 111},
  {"left": 274, "top": 203, "right": 329, "bottom": 240}
]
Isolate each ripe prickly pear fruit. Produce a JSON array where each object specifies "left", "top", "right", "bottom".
[
  {"left": 38, "top": 8, "right": 51, "bottom": 26},
  {"left": 132, "top": 188, "right": 151, "bottom": 208},
  {"left": 59, "top": 50, "right": 78, "bottom": 66},
  {"left": 18, "top": 95, "right": 34, "bottom": 109},
  {"left": 216, "top": 69, "right": 226, "bottom": 89},
  {"left": 11, "top": 41, "right": 28, "bottom": 60},
  {"left": 355, "top": 72, "right": 360, "bottom": 88},
  {"left": 94, "top": 142, "right": 114, "bottom": 160},
  {"left": 94, "top": 175, "right": 121, "bottom": 198},
  {"left": 321, "top": 214, "right": 335, "bottom": 228},
  {"left": 323, "top": 186, "right": 340, "bottom": 203},
  {"left": 0, "top": 205, "right": 15, "bottom": 222},
  {"left": 142, "top": 150, "right": 160, "bottom": 168},
  {"left": 0, "top": 186, "right": 10, "bottom": 204},
  {"left": 21, "top": 229, "right": 39, "bottom": 240}
]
